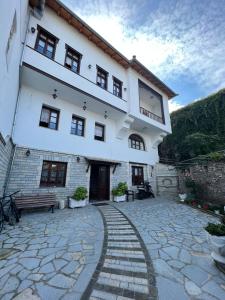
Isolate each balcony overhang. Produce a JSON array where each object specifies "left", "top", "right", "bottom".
[{"left": 21, "top": 62, "right": 126, "bottom": 120}]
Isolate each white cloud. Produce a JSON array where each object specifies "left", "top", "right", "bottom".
[
  {"left": 169, "top": 100, "right": 184, "bottom": 113},
  {"left": 63, "top": 0, "right": 225, "bottom": 93}
]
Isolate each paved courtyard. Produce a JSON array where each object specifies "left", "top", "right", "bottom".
[{"left": 0, "top": 198, "right": 225, "bottom": 299}]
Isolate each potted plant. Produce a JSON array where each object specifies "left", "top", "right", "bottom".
[
  {"left": 112, "top": 182, "right": 128, "bottom": 202},
  {"left": 69, "top": 187, "right": 88, "bottom": 208},
  {"left": 205, "top": 222, "right": 225, "bottom": 272},
  {"left": 178, "top": 192, "right": 187, "bottom": 202}
]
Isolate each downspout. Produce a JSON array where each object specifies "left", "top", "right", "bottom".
[{"left": 4, "top": 1, "right": 45, "bottom": 195}]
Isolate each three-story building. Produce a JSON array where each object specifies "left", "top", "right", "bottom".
[{"left": 0, "top": 0, "right": 176, "bottom": 203}]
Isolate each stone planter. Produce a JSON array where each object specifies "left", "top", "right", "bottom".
[
  {"left": 113, "top": 195, "right": 126, "bottom": 202},
  {"left": 59, "top": 200, "right": 65, "bottom": 209},
  {"left": 178, "top": 193, "right": 187, "bottom": 202},
  {"left": 69, "top": 198, "right": 87, "bottom": 208},
  {"left": 207, "top": 232, "right": 225, "bottom": 273}
]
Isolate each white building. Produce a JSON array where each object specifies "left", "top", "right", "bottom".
[{"left": 0, "top": 0, "right": 176, "bottom": 203}]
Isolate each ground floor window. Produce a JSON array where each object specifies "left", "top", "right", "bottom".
[
  {"left": 40, "top": 161, "right": 67, "bottom": 187},
  {"left": 132, "top": 166, "right": 144, "bottom": 185}
]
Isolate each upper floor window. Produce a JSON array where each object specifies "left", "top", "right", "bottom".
[
  {"left": 35, "top": 26, "right": 58, "bottom": 59},
  {"left": 113, "top": 77, "right": 122, "bottom": 98},
  {"left": 132, "top": 166, "right": 144, "bottom": 186},
  {"left": 96, "top": 66, "right": 108, "bottom": 90},
  {"left": 39, "top": 105, "right": 59, "bottom": 130},
  {"left": 71, "top": 115, "right": 85, "bottom": 136},
  {"left": 65, "top": 45, "right": 82, "bottom": 73},
  {"left": 129, "top": 134, "right": 145, "bottom": 151},
  {"left": 139, "top": 80, "right": 164, "bottom": 124},
  {"left": 40, "top": 160, "right": 67, "bottom": 187},
  {"left": 95, "top": 123, "right": 105, "bottom": 141}
]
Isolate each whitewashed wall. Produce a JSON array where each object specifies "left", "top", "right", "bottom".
[
  {"left": 23, "top": 7, "right": 171, "bottom": 133},
  {"left": 13, "top": 85, "right": 159, "bottom": 165},
  {"left": 0, "top": 0, "right": 29, "bottom": 139}
]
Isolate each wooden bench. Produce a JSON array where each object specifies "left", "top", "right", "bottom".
[{"left": 15, "top": 193, "right": 57, "bottom": 215}]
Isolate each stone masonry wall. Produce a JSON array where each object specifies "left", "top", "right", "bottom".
[
  {"left": 178, "top": 162, "right": 225, "bottom": 205},
  {"left": 6, "top": 147, "right": 88, "bottom": 204},
  {"left": 0, "top": 135, "right": 13, "bottom": 196},
  {"left": 156, "top": 163, "right": 178, "bottom": 197}
]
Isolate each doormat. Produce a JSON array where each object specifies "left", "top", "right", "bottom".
[{"left": 92, "top": 203, "right": 109, "bottom": 206}]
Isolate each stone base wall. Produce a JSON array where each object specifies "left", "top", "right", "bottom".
[
  {"left": 7, "top": 147, "right": 88, "bottom": 204},
  {"left": 156, "top": 163, "right": 178, "bottom": 197},
  {"left": 6, "top": 147, "right": 158, "bottom": 203},
  {"left": 178, "top": 162, "right": 225, "bottom": 205},
  {"left": 0, "top": 135, "right": 14, "bottom": 196}
]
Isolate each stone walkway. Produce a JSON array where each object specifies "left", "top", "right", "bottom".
[
  {"left": 0, "top": 206, "right": 104, "bottom": 300},
  {"left": 113, "top": 198, "right": 225, "bottom": 300},
  {"left": 82, "top": 205, "right": 157, "bottom": 300},
  {"left": 1, "top": 198, "right": 225, "bottom": 300}
]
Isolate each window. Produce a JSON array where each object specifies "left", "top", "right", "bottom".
[
  {"left": 71, "top": 115, "right": 85, "bottom": 136},
  {"left": 96, "top": 66, "right": 108, "bottom": 90},
  {"left": 113, "top": 77, "right": 122, "bottom": 98},
  {"left": 129, "top": 134, "right": 145, "bottom": 151},
  {"left": 94, "top": 123, "right": 105, "bottom": 141},
  {"left": 139, "top": 80, "right": 164, "bottom": 124},
  {"left": 132, "top": 166, "right": 144, "bottom": 186},
  {"left": 65, "top": 45, "right": 82, "bottom": 73},
  {"left": 40, "top": 161, "right": 67, "bottom": 187},
  {"left": 35, "top": 26, "right": 58, "bottom": 59},
  {"left": 39, "top": 106, "right": 59, "bottom": 130}
]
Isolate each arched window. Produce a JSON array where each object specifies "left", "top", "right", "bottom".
[{"left": 129, "top": 134, "right": 145, "bottom": 151}]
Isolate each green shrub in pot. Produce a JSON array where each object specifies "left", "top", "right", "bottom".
[{"left": 72, "top": 187, "right": 88, "bottom": 201}]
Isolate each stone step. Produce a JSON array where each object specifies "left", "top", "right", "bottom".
[
  {"left": 101, "top": 266, "right": 148, "bottom": 279},
  {"left": 104, "top": 258, "right": 147, "bottom": 268},
  {"left": 94, "top": 282, "right": 149, "bottom": 299},
  {"left": 107, "top": 232, "right": 137, "bottom": 236},
  {"left": 105, "top": 254, "right": 146, "bottom": 263},
  {"left": 91, "top": 289, "right": 133, "bottom": 300},
  {"left": 108, "top": 241, "right": 141, "bottom": 248},
  {"left": 108, "top": 239, "right": 138, "bottom": 242},
  {"left": 106, "top": 250, "right": 145, "bottom": 259},
  {"left": 107, "top": 244, "right": 142, "bottom": 252},
  {"left": 103, "top": 261, "right": 147, "bottom": 273},
  {"left": 107, "top": 246, "right": 142, "bottom": 251}
]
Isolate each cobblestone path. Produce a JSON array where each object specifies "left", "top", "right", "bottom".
[{"left": 82, "top": 204, "right": 157, "bottom": 300}]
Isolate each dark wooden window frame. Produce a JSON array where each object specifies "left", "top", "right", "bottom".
[
  {"left": 40, "top": 160, "right": 67, "bottom": 187},
  {"left": 96, "top": 66, "right": 108, "bottom": 90},
  {"left": 113, "top": 76, "right": 123, "bottom": 98},
  {"left": 39, "top": 105, "right": 60, "bottom": 130},
  {"left": 138, "top": 79, "right": 165, "bottom": 124},
  {"left": 132, "top": 166, "right": 144, "bottom": 186},
  {"left": 71, "top": 114, "right": 85, "bottom": 136},
  {"left": 94, "top": 122, "right": 105, "bottom": 142},
  {"left": 64, "top": 44, "right": 82, "bottom": 74},
  {"left": 129, "top": 134, "right": 145, "bottom": 151},
  {"left": 35, "top": 25, "right": 59, "bottom": 60}
]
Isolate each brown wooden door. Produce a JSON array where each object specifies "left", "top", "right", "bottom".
[{"left": 90, "top": 164, "right": 110, "bottom": 201}]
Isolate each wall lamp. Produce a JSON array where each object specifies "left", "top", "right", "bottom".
[
  {"left": 26, "top": 149, "right": 31, "bottom": 157},
  {"left": 88, "top": 64, "right": 92, "bottom": 69},
  {"left": 52, "top": 89, "right": 58, "bottom": 99},
  {"left": 77, "top": 156, "right": 80, "bottom": 163},
  {"left": 83, "top": 101, "right": 87, "bottom": 111},
  {"left": 31, "top": 27, "right": 36, "bottom": 34}
]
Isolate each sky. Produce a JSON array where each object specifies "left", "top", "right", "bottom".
[{"left": 62, "top": 0, "right": 225, "bottom": 112}]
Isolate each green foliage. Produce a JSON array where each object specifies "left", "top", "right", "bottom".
[
  {"left": 72, "top": 187, "right": 87, "bottom": 201},
  {"left": 206, "top": 151, "right": 224, "bottom": 161},
  {"left": 205, "top": 222, "right": 225, "bottom": 236},
  {"left": 159, "top": 89, "right": 225, "bottom": 161},
  {"left": 112, "top": 182, "right": 128, "bottom": 196}
]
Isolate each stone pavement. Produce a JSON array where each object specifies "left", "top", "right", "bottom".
[
  {"left": 82, "top": 205, "right": 157, "bottom": 300},
  {"left": 0, "top": 206, "right": 104, "bottom": 300},
  {"left": 1, "top": 198, "right": 225, "bottom": 300},
  {"left": 113, "top": 198, "right": 225, "bottom": 300}
]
